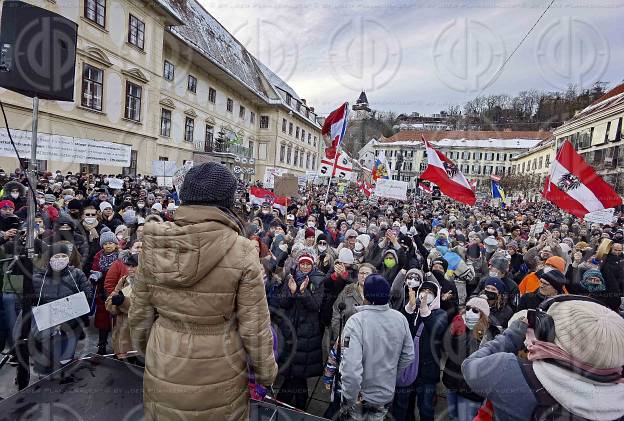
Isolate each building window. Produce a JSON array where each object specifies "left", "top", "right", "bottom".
[
  {"left": 260, "top": 115, "right": 269, "bottom": 129},
  {"left": 85, "top": 0, "right": 105, "bottom": 27},
  {"left": 160, "top": 108, "right": 171, "bottom": 137},
  {"left": 81, "top": 64, "right": 103, "bottom": 111},
  {"left": 250, "top": 111, "right": 255, "bottom": 124},
  {"left": 208, "top": 87, "right": 216, "bottom": 103},
  {"left": 187, "top": 75, "right": 197, "bottom": 93},
  {"left": 299, "top": 151, "right": 304, "bottom": 167},
  {"left": 312, "top": 154, "right": 317, "bottom": 169},
  {"left": 296, "top": 127, "right": 300, "bottom": 139},
  {"left": 205, "top": 124, "right": 214, "bottom": 151},
  {"left": 296, "top": 101, "right": 301, "bottom": 112},
  {"left": 184, "top": 117, "right": 194, "bottom": 142},
  {"left": 306, "top": 109, "right": 310, "bottom": 118},
  {"left": 313, "top": 136, "right": 317, "bottom": 147},
  {"left": 294, "top": 149, "right": 299, "bottom": 167},
  {"left": 239, "top": 105, "right": 245, "bottom": 119},
  {"left": 538, "top": 156, "right": 543, "bottom": 169},
  {"left": 80, "top": 163, "right": 100, "bottom": 174},
  {"left": 287, "top": 145, "right": 292, "bottom": 164},
  {"left": 280, "top": 144, "right": 286, "bottom": 162},
  {"left": 158, "top": 156, "right": 168, "bottom": 161},
  {"left": 306, "top": 152, "right": 310, "bottom": 169},
  {"left": 226, "top": 98, "right": 233, "bottom": 112},
  {"left": 124, "top": 81, "right": 142, "bottom": 121},
  {"left": 248, "top": 140, "right": 255, "bottom": 158},
  {"left": 128, "top": 14, "right": 145, "bottom": 49},
  {"left": 301, "top": 129, "right": 305, "bottom": 142},
  {"left": 308, "top": 133, "right": 311, "bottom": 144},
  {"left": 288, "top": 122, "right": 293, "bottom": 135},
  {"left": 123, "top": 150, "right": 138, "bottom": 176},
  {"left": 286, "top": 93, "right": 292, "bottom": 105},
  {"left": 282, "top": 118, "right": 287, "bottom": 132},
  {"left": 163, "top": 60, "right": 174, "bottom": 81}
]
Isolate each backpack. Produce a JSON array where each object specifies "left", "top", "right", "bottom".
[
  {"left": 519, "top": 362, "right": 599, "bottom": 421},
  {"left": 396, "top": 323, "right": 424, "bottom": 387}
]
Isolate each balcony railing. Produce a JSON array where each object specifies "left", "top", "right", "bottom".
[{"left": 196, "top": 141, "right": 251, "bottom": 158}]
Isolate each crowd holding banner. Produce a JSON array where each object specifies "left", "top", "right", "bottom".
[{"left": 0, "top": 101, "right": 623, "bottom": 420}]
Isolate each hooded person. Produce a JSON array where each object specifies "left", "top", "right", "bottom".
[
  {"left": 389, "top": 268, "right": 424, "bottom": 311},
  {"left": 482, "top": 277, "right": 513, "bottom": 329},
  {"left": 518, "top": 268, "right": 567, "bottom": 311},
  {"left": 430, "top": 257, "right": 460, "bottom": 320},
  {"left": 392, "top": 278, "right": 449, "bottom": 421},
  {"left": 381, "top": 248, "right": 403, "bottom": 283},
  {"left": 568, "top": 269, "right": 612, "bottom": 308},
  {"left": 128, "top": 162, "right": 277, "bottom": 420},
  {"left": 463, "top": 299, "right": 624, "bottom": 421}
]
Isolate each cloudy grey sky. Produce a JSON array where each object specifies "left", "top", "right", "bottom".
[{"left": 200, "top": 0, "right": 623, "bottom": 116}]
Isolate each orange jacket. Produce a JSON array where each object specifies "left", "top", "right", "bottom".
[{"left": 518, "top": 272, "right": 539, "bottom": 296}]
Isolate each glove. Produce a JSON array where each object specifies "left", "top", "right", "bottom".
[
  {"left": 89, "top": 271, "right": 102, "bottom": 283},
  {"left": 111, "top": 291, "right": 125, "bottom": 306}
]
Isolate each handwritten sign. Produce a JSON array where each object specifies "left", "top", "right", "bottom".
[
  {"left": 374, "top": 179, "right": 408, "bottom": 201},
  {"left": 263, "top": 167, "right": 287, "bottom": 188},
  {"left": 584, "top": 208, "right": 616, "bottom": 225},
  {"left": 32, "top": 292, "right": 90, "bottom": 331},
  {"left": 106, "top": 178, "right": 124, "bottom": 190}
]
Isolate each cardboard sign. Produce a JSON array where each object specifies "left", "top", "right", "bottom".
[
  {"left": 32, "top": 292, "right": 90, "bottom": 331},
  {"left": 374, "top": 179, "right": 408, "bottom": 201},
  {"left": 274, "top": 174, "right": 299, "bottom": 197},
  {"left": 263, "top": 167, "right": 287, "bottom": 189},
  {"left": 584, "top": 208, "right": 616, "bottom": 225}
]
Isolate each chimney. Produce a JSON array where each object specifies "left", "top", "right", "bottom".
[
  {"left": 309, "top": 107, "right": 314, "bottom": 113},
  {"left": 301, "top": 98, "right": 307, "bottom": 105}
]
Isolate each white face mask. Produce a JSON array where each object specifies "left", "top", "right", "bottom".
[
  {"left": 10, "top": 192, "right": 19, "bottom": 199},
  {"left": 317, "top": 245, "right": 327, "bottom": 252},
  {"left": 37, "top": 198, "right": 45, "bottom": 205},
  {"left": 138, "top": 203, "right": 145, "bottom": 209},
  {"left": 307, "top": 221, "right": 316, "bottom": 228},
  {"left": 84, "top": 217, "right": 97, "bottom": 225},
  {"left": 463, "top": 311, "right": 480, "bottom": 329},
  {"left": 49, "top": 255, "right": 69, "bottom": 271},
  {"left": 426, "top": 293, "right": 434, "bottom": 305},
  {"left": 489, "top": 270, "right": 500, "bottom": 278}
]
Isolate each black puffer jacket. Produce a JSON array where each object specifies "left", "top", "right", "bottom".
[
  {"left": 600, "top": 254, "right": 624, "bottom": 311},
  {"left": 277, "top": 268, "right": 325, "bottom": 379}
]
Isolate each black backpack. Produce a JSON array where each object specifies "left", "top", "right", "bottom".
[{"left": 520, "top": 362, "right": 622, "bottom": 421}]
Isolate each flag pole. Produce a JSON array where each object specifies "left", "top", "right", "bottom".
[{"left": 324, "top": 103, "right": 349, "bottom": 203}]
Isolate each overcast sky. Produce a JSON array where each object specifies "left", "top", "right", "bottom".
[{"left": 200, "top": 0, "right": 623, "bottom": 116}]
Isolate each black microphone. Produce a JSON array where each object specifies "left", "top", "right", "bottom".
[{"left": 338, "top": 302, "right": 346, "bottom": 313}]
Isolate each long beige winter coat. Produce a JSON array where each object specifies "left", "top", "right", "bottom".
[{"left": 129, "top": 206, "right": 278, "bottom": 421}]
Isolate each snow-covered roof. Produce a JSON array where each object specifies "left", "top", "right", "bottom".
[
  {"left": 255, "top": 60, "right": 300, "bottom": 101},
  {"left": 159, "top": 0, "right": 286, "bottom": 103},
  {"left": 377, "top": 138, "right": 542, "bottom": 149}
]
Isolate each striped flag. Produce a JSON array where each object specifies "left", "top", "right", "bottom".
[
  {"left": 321, "top": 102, "right": 349, "bottom": 160},
  {"left": 543, "top": 140, "right": 622, "bottom": 218}
]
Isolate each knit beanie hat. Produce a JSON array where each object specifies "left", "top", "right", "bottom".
[
  {"left": 431, "top": 257, "right": 448, "bottom": 272},
  {"left": 363, "top": 274, "right": 390, "bottom": 305},
  {"left": 536, "top": 268, "right": 566, "bottom": 293},
  {"left": 67, "top": 199, "right": 83, "bottom": 211},
  {"left": 582, "top": 269, "right": 604, "bottom": 283},
  {"left": 99, "top": 201, "right": 112, "bottom": 212},
  {"left": 507, "top": 240, "right": 519, "bottom": 250},
  {"left": 122, "top": 209, "right": 137, "bottom": 226},
  {"left": 466, "top": 296, "right": 490, "bottom": 318},
  {"left": 99, "top": 227, "right": 118, "bottom": 247},
  {"left": 114, "top": 224, "right": 128, "bottom": 236},
  {"left": 305, "top": 228, "right": 316, "bottom": 239},
  {"left": 545, "top": 256, "right": 566, "bottom": 272},
  {"left": 549, "top": 300, "right": 624, "bottom": 369},
  {"left": 337, "top": 248, "right": 355, "bottom": 264},
  {"left": 179, "top": 162, "right": 237, "bottom": 208},
  {"left": 316, "top": 233, "right": 328, "bottom": 243},
  {"left": 298, "top": 253, "right": 314, "bottom": 267},
  {"left": 484, "top": 277, "right": 507, "bottom": 293},
  {"left": 151, "top": 203, "right": 163, "bottom": 213}
]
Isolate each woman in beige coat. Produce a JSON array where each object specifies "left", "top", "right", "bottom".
[{"left": 129, "top": 163, "right": 278, "bottom": 421}]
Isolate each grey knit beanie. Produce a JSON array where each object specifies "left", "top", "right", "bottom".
[
  {"left": 99, "top": 227, "right": 118, "bottom": 247},
  {"left": 179, "top": 162, "right": 237, "bottom": 208}
]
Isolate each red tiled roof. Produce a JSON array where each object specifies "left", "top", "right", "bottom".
[{"left": 382, "top": 130, "right": 552, "bottom": 143}]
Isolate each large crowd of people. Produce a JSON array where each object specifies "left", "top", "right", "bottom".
[{"left": 0, "top": 162, "right": 623, "bottom": 421}]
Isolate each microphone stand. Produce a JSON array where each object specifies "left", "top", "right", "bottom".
[{"left": 333, "top": 303, "right": 346, "bottom": 402}]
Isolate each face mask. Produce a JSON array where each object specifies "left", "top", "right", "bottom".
[
  {"left": 347, "top": 219, "right": 354, "bottom": 225},
  {"left": 426, "top": 293, "right": 435, "bottom": 305},
  {"left": 37, "top": 198, "right": 45, "bottom": 205},
  {"left": 487, "top": 228, "right": 495, "bottom": 235},
  {"left": 262, "top": 210, "right": 270, "bottom": 215},
  {"left": 49, "top": 255, "right": 69, "bottom": 271},
  {"left": 84, "top": 217, "right": 97, "bottom": 225},
  {"left": 137, "top": 203, "right": 145, "bottom": 209},
  {"left": 406, "top": 278, "right": 421, "bottom": 289},
  {"left": 59, "top": 230, "right": 73, "bottom": 241},
  {"left": 488, "top": 270, "right": 500, "bottom": 278},
  {"left": 484, "top": 290, "right": 498, "bottom": 301},
  {"left": 384, "top": 258, "right": 397, "bottom": 268},
  {"left": 463, "top": 312, "right": 480, "bottom": 329},
  {"left": 117, "top": 234, "right": 125, "bottom": 241},
  {"left": 307, "top": 221, "right": 316, "bottom": 228},
  {"left": 318, "top": 245, "right": 327, "bottom": 253},
  {"left": 10, "top": 192, "right": 19, "bottom": 199}
]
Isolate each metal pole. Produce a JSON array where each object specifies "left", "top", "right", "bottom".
[{"left": 16, "top": 96, "right": 38, "bottom": 389}]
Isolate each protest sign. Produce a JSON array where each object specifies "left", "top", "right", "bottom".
[
  {"left": 584, "top": 208, "right": 616, "bottom": 225},
  {"left": 263, "top": 167, "right": 287, "bottom": 188},
  {"left": 106, "top": 178, "right": 124, "bottom": 189},
  {"left": 374, "top": 179, "right": 408, "bottom": 200},
  {"left": 274, "top": 174, "right": 299, "bottom": 197}
]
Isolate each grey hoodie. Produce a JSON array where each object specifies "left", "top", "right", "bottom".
[{"left": 339, "top": 304, "right": 415, "bottom": 406}]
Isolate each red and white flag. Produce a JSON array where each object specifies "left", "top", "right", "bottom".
[
  {"left": 358, "top": 179, "right": 372, "bottom": 197},
  {"left": 249, "top": 186, "right": 290, "bottom": 214},
  {"left": 418, "top": 183, "right": 432, "bottom": 194},
  {"left": 543, "top": 140, "right": 622, "bottom": 218},
  {"left": 318, "top": 150, "right": 353, "bottom": 180},
  {"left": 469, "top": 179, "right": 477, "bottom": 191},
  {"left": 420, "top": 135, "right": 476, "bottom": 205},
  {"left": 321, "top": 102, "right": 349, "bottom": 159}
]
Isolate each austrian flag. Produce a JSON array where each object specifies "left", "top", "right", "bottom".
[
  {"left": 321, "top": 102, "right": 349, "bottom": 159},
  {"left": 543, "top": 140, "right": 622, "bottom": 218},
  {"left": 420, "top": 136, "right": 476, "bottom": 205},
  {"left": 249, "top": 186, "right": 290, "bottom": 215}
]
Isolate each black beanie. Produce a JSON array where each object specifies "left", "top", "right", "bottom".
[
  {"left": 179, "top": 162, "right": 237, "bottom": 208},
  {"left": 363, "top": 274, "right": 390, "bottom": 305}
]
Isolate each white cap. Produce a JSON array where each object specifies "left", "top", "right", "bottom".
[
  {"left": 99, "top": 201, "right": 112, "bottom": 212},
  {"left": 151, "top": 203, "right": 163, "bottom": 212},
  {"left": 337, "top": 248, "right": 355, "bottom": 264}
]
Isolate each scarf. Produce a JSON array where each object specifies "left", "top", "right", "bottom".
[
  {"left": 99, "top": 251, "right": 119, "bottom": 273},
  {"left": 82, "top": 220, "right": 99, "bottom": 242},
  {"left": 527, "top": 338, "right": 624, "bottom": 382}
]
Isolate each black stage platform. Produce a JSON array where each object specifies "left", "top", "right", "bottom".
[{"left": 0, "top": 356, "right": 327, "bottom": 420}]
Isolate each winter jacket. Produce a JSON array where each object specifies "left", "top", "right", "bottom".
[
  {"left": 600, "top": 254, "right": 624, "bottom": 311},
  {"left": 340, "top": 304, "right": 415, "bottom": 406},
  {"left": 105, "top": 275, "right": 133, "bottom": 355},
  {"left": 441, "top": 315, "right": 498, "bottom": 402},
  {"left": 404, "top": 281, "right": 449, "bottom": 385},
  {"left": 104, "top": 259, "right": 129, "bottom": 296},
  {"left": 277, "top": 267, "right": 325, "bottom": 379},
  {"left": 331, "top": 282, "right": 364, "bottom": 341},
  {"left": 128, "top": 206, "right": 277, "bottom": 421}
]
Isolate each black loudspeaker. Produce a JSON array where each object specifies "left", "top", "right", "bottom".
[{"left": 0, "top": 0, "right": 77, "bottom": 101}]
